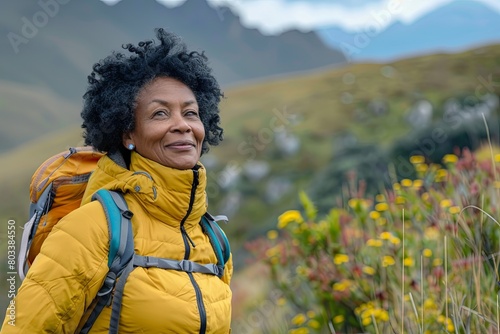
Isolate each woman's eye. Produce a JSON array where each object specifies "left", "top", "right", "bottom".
[
  {"left": 154, "top": 110, "right": 168, "bottom": 117},
  {"left": 186, "top": 110, "right": 199, "bottom": 117}
]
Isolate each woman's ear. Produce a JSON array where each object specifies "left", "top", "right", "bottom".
[{"left": 122, "top": 132, "right": 134, "bottom": 150}]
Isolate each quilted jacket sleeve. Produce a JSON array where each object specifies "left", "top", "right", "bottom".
[
  {"left": 1, "top": 202, "right": 110, "bottom": 334},
  {"left": 221, "top": 254, "right": 233, "bottom": 286}
]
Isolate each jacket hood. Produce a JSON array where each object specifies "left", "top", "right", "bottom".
[{"left": 82, "top": 151, "right": 208, "bottom": 227}]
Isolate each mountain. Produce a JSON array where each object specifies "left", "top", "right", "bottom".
[
  {"left": 1, "top": 0, "right": 346, "bottom": 101},
  {"left": 0, "top": 0, "right": 345, "bottom": 152},
  {"left": 317, "top": 1, "right": 500, "bottom": 61}
]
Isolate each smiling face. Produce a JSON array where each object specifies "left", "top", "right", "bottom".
[{"left": 123, "top": 77, "right": 205, "bottom": 170}]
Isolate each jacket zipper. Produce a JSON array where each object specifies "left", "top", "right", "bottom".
[
  {"left": 179, "top": 167, "right": 207, "bottom": 334},
  {"left": 180, "top": 168, "right": 199, "bottom": 258}
]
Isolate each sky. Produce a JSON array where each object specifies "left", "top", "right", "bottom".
[{"left": 100, "top": 0, "right": 500, "bottom": 34}]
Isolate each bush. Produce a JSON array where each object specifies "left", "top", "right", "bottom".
[{"left": 248, "top": 148, "right": 500, "bottom": 333}]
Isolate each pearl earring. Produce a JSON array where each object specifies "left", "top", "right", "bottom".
[{"left": 128, "top": 143, "right": 135, "bottom": 150}]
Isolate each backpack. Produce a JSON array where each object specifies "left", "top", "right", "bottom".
[{"left": 17, "top": 146, "right": 230, "bottom": 334}]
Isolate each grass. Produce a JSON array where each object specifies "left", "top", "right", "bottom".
[
  {"left": 246, "top": 146, "right": 500, "bottom": 332},
  {"left": 0, "top": 43, "right": 500, "bottom": 327}
]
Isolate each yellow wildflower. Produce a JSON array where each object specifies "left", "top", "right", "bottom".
[
  {"left": 421, "top": 192, "right": 430, "bottom": 202},
  {"left": 424, "top": 298, "right": 437, "bottom": 310},
  {"left": 278, "top": 210, "right": 303, "bottom": 229},
  {"left": 333, "top": 279, "right": 351, "bottom": 292},
  {"left": 433, "top": 258, "right": 443, "bottom": 266},
  {"left": 375, "top": 202, "right": 389, "bottom": 211},
  {"left": 377, "top": 309, "right": 389, "bottom": 322},
  {"left": 369, "top": 210, "right": 381, "bottom": 220},
  {"left": 403, "top": 257, "right": 414, "bottom": 267},
  {"left": 348, "top": 198, "right": 360, "bottom": 209},
  {"left": 436, "top": 168, "right": 448, "bottom": 179},
  {"left": 424, "top": 226, "right": 440, "bottom": 240},
  {"left": 390, "top": 236, "right": 401, "bottom": 245},
  {"left": 448, "top": 206, "right": 461, "bottom": 214},
  {"left": 296, "top": 266, "right": 308, "bottom": 276},
  {"left": 377, "top": 217, "right": 387, "bottom": 226},
  {"left": 495, "top": 154, "right": 500, "bottom": 162},
  {"left": 416, "top": 163, "right": 428, "bottom": 173},
  {"left": 366, "top": 239, "right": 383, "bottom": 247},
  {"left": 446, "top": 318, "right": 454, "bottom": 332},
  {"left": 401, "top": 179, "right": 412, "bottom": 187},
  {"left": 423, "top": 248, "right": 432, "bottom": 257},
  {"left": 363, "top": 266, "right": 376, "bottom": 275},
  {"left": 308, "top": 320, "right": 321, "bottom": 329},
  {"left": 395, "top": 196, "right": 405, "bottom": 204},
  {"left": 289, "top": 328, "right": 309, "bottom": 334},
  {"left": 382, "top": 256, "right": 395, "bottom": 267},
  {"left": 267, "top": 230, "right": 278, "bottom": 240},
  {"left": 362, "top": 317, "right": 371, "bottom": 326},
  {"left": 376, "top": 194, "right": 386, "bottom": 202},
  {"left": 361, "top": 308, "right": 374, "bottom": 319},
  {"left": 410, "top": 155, "right": 425, "bottom": 164},
  {"left": 265, "top": 246, "right": 280, "bottom": 258},
  {"left": 334, "top": 253, "right": 349, "bottom": 265},
  {"left": 380, "top": 231, "right": 392, "bottom": 240},
  {"left": 306, "top": 311, "right": 316, "bottom": 318},
  {"left": 440, "top": 199, "right": 452, "bottom": 208},
  {"left": 393, "top": 182, "right": 401, "bottom": 191},
  {"left": 413, "top": 179, "right": 423, "bottom": 189},
  {"left": 291, "top": 313, "right": 307, "bottom": 326},
  {"left": 442, "top": 154, "right": 458, "bottom": 164},
  {"left": 277, "top": 298, "right": 286, "bottom": 306},
  {"left": 333, "top": 315, "right": 344, "bottom": 324}
]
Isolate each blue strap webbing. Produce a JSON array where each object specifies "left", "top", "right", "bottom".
[{"left": 79, "top": 190, "right": 134, "bottom": 334}]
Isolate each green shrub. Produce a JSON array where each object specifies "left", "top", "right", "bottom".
[{"left": 248, "top": 149, "right": 500, "bottom": 333}]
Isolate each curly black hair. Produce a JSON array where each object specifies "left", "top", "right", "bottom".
[{"left": 81, "top": 28, "right": 224, "bottom": 157}]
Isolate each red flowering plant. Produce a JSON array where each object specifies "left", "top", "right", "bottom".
[{"left": 247, "top": 147, "right": 500, "bottom": 333}]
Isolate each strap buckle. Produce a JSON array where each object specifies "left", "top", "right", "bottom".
[
  {"left": 178, "top": 260, "right": 194, "bottom": 272},
  {"left": 97, "top": 272, "right": 117, "bottom": 302}
]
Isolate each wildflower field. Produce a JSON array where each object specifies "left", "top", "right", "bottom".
[{"left": 248, "top": 148, "right": 500, "bottom": 333}]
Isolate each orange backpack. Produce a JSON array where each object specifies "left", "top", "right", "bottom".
[{"left": 18, "top": 147, "right": 103, "bottom": 277}]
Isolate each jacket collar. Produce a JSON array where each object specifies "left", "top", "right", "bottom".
[{"left": 82, "top": 151, "right": 207, "bottom": 228}]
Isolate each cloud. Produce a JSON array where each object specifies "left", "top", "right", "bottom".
[{"left": 100, "top": 0, "right": 500, "bottom": 34}]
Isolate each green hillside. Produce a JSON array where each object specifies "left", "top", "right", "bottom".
[
  {"left": 0, "top": 43, "right": 499, "bottom": 326},
  {"left": 0, "top": 81, "right": 80, "bottom": 152},
  {"left": 204, "top": 43, "right": 500, "bottom": 251},
  {"left": 1, "top": 43, "right": 500, "bottom": 253}
]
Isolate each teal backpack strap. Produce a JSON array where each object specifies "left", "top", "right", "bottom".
[
  {"left": 201, "top": 212, "right": 231, "bottom": 277},
  {"left": 79, "top": 190, "right": 134, "bottom": 334}
]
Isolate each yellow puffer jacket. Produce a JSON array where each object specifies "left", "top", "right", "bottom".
[{"left": 1, "top": 152, "right": 232, "bottom": 333}]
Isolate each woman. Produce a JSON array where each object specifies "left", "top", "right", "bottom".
[{"left": 2, "top": 28, "right": 232, "bottom": 333}]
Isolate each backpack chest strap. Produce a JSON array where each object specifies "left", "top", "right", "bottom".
[{"left": 133, "top": 254, "right": 223, "bottom": 277}]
